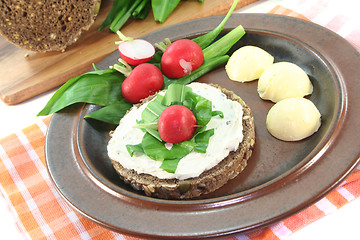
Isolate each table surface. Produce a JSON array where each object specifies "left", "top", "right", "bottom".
[{"left": 1, "top": 0, "right": 359, "bottom": 239}]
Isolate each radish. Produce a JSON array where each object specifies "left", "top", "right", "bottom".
[
  {"left": 160, "top": 39, "right": 204, "bottom": 79},
  {"left": 116, "top": 31, "right": 155, "bottom": 66},
  {"left": 158, "top": 105, "right": 197, "bottom": 143},
  {"left": 121, "top": 63, "right": 163, "bottom": 103}
]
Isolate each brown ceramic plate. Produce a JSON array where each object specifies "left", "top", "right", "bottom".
[{"left": 45, "top": 14, "right": 360, "bottom": 239}]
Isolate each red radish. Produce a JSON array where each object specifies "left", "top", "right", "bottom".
[
  {"left": 158, "top": 105, "right": 197, "bottom": 143},
  {"left": 160, "top": 39, "right": 204, "bottom": 79},
  {"left": 121, "top": 63, "right": 163, "bottom": 103},
  {"left": 118, "top": 39, "right": 155, "bottom": 66}
]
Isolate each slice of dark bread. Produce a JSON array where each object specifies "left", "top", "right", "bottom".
[
  {"left": 110, "top": 83, "right": 255, "bottom": 199},
  {"left": 0, "top": 0, "right": 101, "bottom": 52}
]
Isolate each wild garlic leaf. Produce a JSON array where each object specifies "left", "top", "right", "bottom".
[
  {"left": 37, "top": 68, "right": 125, "bottom": 116},
  {"left": 160, "top": 159, "right": 181, "bottom": 173},
  {"left": 84, "top": 100, "right": 132, "bottom": 125},
  {"left": 194, "top": 129, "right": 214, "bottom": 153},
  {"left": 161, "top": 84, "right": 191, "bottom": 106},
  {"left": 140, "top": 133, "right": 195, "bottom": 161},
  {"left": 141, "top": 95, "right": 166, "bottom": 123},
  {"left": 151, "top": 0, "right": 180, "bottom": 23},
  {"left": 126, "top": 143, "right": 144, "bottom": 157}
]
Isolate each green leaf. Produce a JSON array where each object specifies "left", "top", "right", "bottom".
[
  {"left": 141, "top": 95, "right": 166, "bottom": 123},
  {"left": 212, "top": 110, "right": 224, "bottom": 118},
  {"left": 84, "top": 100, "right": 132, "bottom": 124},
  {"left": 194, "top": 129, "right": 214, "bottom": 153},
  {"left": 140, "top": 133, "right": 195, "bottom": 161},
  {"left": 99, "top": 0, "right": 132, "bottom": 31},
  {"left": 138, "top": 133, "right": 195, "bottom": 173},
  {"left": 193, "top": 98, "right": 212, "bottom": 126},
  {"left": 144, "top": 127, "right": 162, "bottom": 142},
  {"left": 152, "top": 0, "right": 180, "bottom": 23},
  {"left": 126, "top": 143, "right": 144, "bottom": 157},
  {"left": 161, "top": 84, "right": 191, "bottom": 106},
  {"left": 132, "top": 95, "right": 166, "bottom": 141},
  {"left": 160, "top": 159, "right": 181, "bottom": 173},
  {"left": 37, "top": 68, "right": 125, "bottom": 116},
  {"left": 140, "top": 133, "right": 166, "bottom": 160}
]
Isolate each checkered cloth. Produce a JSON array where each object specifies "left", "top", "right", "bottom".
[{"left": 1, "top": 1, "right": 360, "bottom": 239}]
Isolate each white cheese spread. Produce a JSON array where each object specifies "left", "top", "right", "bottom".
[{"left": 107, "top": 82, "right": 244, "bottom": 180}]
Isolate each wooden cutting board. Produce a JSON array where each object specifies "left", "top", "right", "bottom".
[{"left": 0, "top": 0, "right": 257, "bottom": 105}]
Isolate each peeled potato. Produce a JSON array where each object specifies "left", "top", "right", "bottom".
[
  {"left": 225, "top": 46, "right": 274, "bottom": 82},
  {"left": 257, "top": 62, "right": 313, "bottom": 103},
  {"left": 266, "top": 97, "right": 321, "bottom": 141}
]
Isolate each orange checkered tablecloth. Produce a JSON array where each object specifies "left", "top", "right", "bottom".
[{"left": 1, "top": 1, "right": 360, "bottom": 239}]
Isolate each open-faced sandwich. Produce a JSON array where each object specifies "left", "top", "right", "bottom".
[{"left": 107, "top": 82, "right": 255, "bottom": 199}]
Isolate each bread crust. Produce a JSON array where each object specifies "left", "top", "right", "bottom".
[
  {"left": 0, "top": 0, "right": 101, "bottom": 52},
  {"left": 110, "top": 84, "right": 255, "bottom": 199}
]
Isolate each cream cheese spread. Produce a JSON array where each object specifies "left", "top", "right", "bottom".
[{"left": 107, "top": 82, "right": 244, "bottom": 180}]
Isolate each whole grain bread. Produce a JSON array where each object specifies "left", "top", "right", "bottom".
[
  {"left": 0, "top": 0, "right": 101, "bottom": 52},
  {"left": 110, "top": 84, "right": 255, "bottom": 199}
]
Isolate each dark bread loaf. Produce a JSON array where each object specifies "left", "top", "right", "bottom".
[
  {"left": 110, "top": 84, "right": 255, "bottom": 199},
  {"left": 0, "top": 0, "right": 101, "bottom": 52}
]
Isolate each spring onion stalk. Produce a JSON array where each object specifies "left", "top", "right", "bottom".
[
  {"left": 109, "top": 0, "right": 143, "bottom": 32},
  {"left": 163, "top": 55, "right": 230, "bottom": 88},
  {"left": 99, "top": 0, "right": 131, "bottom": 31},
  {"left": 193, "top": 0, "right": 239, "bottom": 49},
  {"left": 203, "top": 24, "right": 245, "bottom": 60},
  {"left": 132, "top": 0, "right": 150, "bottom": 19}
]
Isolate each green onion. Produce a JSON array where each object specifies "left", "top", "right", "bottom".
[
  {"left": 163, "top": 55, "right": 230, "bottom": 88},
  {"left": 99, "top": 0, "right": 131, "bottom": 31},
  {"left": 203, "top": 24, "right": 245, "bottom": 60},
  {"left": 132, "top": 0, "right": 151, "bottom": 20},
  {"left": 193, "top": 0, "right": 239, "bottom": 49},
  {"left": 110, "top": 0, "right": 143, "bottom": 32}
]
